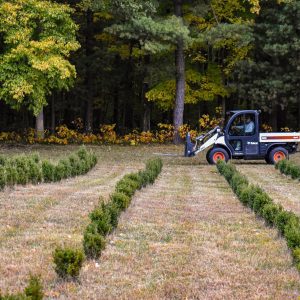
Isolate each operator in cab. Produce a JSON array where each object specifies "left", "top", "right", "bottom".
[
  {"left": 234, "top": 116, "right": 255, "bottom": 135},
  {"left": 233, "top": 116, "right": 255, "bottom": 151}
]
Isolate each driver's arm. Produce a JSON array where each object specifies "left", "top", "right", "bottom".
[{"left": 233, "top": 124, "right": 243, "bottom": 130}]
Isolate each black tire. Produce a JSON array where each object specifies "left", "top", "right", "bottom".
[
  {"left": 268, "top": 147, "right": 289, "bottom": 165},
  {"left": 207, "top": 148, "right": 229, "bottom": 165},
  {"left": 265, "top": 156, "right": 272, "bottom": 164}
]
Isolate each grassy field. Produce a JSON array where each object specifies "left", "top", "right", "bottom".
[
  {"left": 236, "top": 160, "right": 300, "bottom": 215},
  {"left": 1, "top": 144, "right": 300, "bottom": 299}
]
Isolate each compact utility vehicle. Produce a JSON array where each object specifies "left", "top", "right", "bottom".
[{"left": 185, "top": 110, "right": 300, "bottom": 164}]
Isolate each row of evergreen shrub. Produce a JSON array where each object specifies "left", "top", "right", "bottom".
[
  {"left": 275, "top": 159, "right": 300, "bottom": 180},
  {"left": 0, "top": 147, "right": 97, "bottom": 190},
  {"left": 0, "top": 275, "right": 43, "bottom": 300},
  {"left": 53, "top": 158, "right": 163, "bottom": 279},
  {"left": 217, "top": 160, "right": 300, "bottom": 272}
]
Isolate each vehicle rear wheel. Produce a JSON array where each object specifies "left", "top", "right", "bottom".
[
  {"left": 268, "top": 147, "right": 289, "bottom": 165},
  {"left": 207, "top": 148, "right": 229, "bottom": 165}
]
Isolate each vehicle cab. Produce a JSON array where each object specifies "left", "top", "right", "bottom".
[{"left": 224, "top": 110, "right": 260, "bottom": 159}]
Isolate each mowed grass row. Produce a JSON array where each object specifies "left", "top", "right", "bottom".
[
  {"left": 51, "top": 158, "right": 299, "bottom": 298},
  {"left": 0, "top": 145, "right": 148, "bottom": 295},
  {"left": 236, "top": 160, "right": 300, "bottom": 215},
  {"left": 1, "top": 145, "right": 300, "bottom": 298}
]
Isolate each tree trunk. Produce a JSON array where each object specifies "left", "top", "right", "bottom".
[
  {"left": 85, "top": 97, "right": 93, "bottom": 132},
  {"left": 142, "top": 82, "right": 151, "bottom": 132},
  {"left": 35, "top": 108, "right": 44, "bottom": 139},
  {"left": 173, "top": 0, "right": 185, "bottom": 144},
  {"left": 51, "top": 94, "right": 55, "bottom": 134},
  {"left": 85, "top": 9, "right": 94, "bottom": 133}
]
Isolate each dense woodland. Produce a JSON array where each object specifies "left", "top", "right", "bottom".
[{"left": 0, "top": 0, "right": 299, "bottom": 142}]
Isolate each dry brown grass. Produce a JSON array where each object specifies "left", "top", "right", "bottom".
[
  {"left": 0, "top": 145, "right": 300, "bottom": 299},
  {"left": 236, "top": 154, "right": 300, "bottom": 215}
]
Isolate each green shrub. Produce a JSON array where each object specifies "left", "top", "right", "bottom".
[
  {"left": 0, "top": 149, "right": 97, "bottom": 190},
  {"left": 223, "top": 164, "right": 236, "bottom": 182},
  {"left": 15, "top": 157, "right": 30, "bottom": 185},
  {"left": 146, "top": 158, "right": 162, "bottom": 173},
  {"left": 0, "top": 156, "right": 7, "bottom": 166},
  {"left": 138, "top": 170, "right": 151, "bottom": 186},
  {"left": 83, "top": 223, "right": 106, "bottom": 259},
  {"left": 216, "top": 159, "right": 226, "bottom": 173},
  {"left": 104, "top": 202, "right": 120, "bottom": 229},
  {"left": 123, "top": 173, "right": 143, "bottom": 190},
  {"left": 277, "top": 159, "right": 288, "bottom": 174},
  {"left": 145, "top": 169, "right": 157, "bottom": 184},
  {"left": 252, "top": 192, "right": 272, "bottom": 215},
  {"left": 261, "top": 203, "right": 283, "bottom": 226},
  {"left": 91, "top": 153, "right": 98, "bottom": 166},
  {"left": 235, "top": 183, "right": 249, "bottom": 199},
  {"left": 76, "top": 146, "right": 89, "bottom": 161},
  {"left": 59, "top": 159, "right": 72, "bottom": 179},
  {"left": 293, "top": 248, "right": 300, "bottom": 271},
  {"left": 239, "top": 185, "right": 252, "bottom": 206},
  {"left": 141, "top": 158, "right": 163, "bottom": 184},
  {"left": 24, "top": 274, "right": 43, "bottom": 300},
  {"left": 0, "top": 274, "right": 43, "bottom": 300},
  {"left": 42, "top": 161, "right": 55, "bottom": 182},
  {"left": 5, "top": 164, "right": 18, "bottom": 186},
  {"left": 247, "top": 185, "right": 264, "bottom": 209},
  {"left": 285, "top": 161, "right": 293, "bottom": 176},
  {"left": 32, "top": 153, "right": 40, "bottom": 164},
  {"left": 284, "top": 217, "right": 300, "bottom": 249},
  {"left": 89, "top": 206, "right": 112, "bottom": 236},
  {"left": 276, "top": 159, "right": 300, "bottom": 180},
  {"left": 0, "top": 166, "right": 6, "bottom": 190},
  {"left": 290, "top": 165, "right": 300, "bottom": 179},
  {"left": 27, "top": 159, "right": 42, "bottom": 184},
  {"left": 89, "top": 152, "right": 98, "bottom": 168},
  {"left": 76, "top": 147, "right": 98, "bottom": 172},
  {"left": 53, "top": 247, "right": 84, "bottom": 279},
  {"left": 68, "top": 154, "right": 83, "bottom": 176},
  {"left": 110, "top": 192, "right": 130, "bottom": 211},
  {"left": 238, "top": 184, "right": 263, "bottom": 209},
  {"left": 275, "top": 210, "right": 297, "bottom": 235},
  {"left": 231, "top": 173, "right": 248, "bottom": 194},
  {"left": 53, "top": 162, "right": 66, "bottom": 182},
  {"left": 115, "top": 178, "right": 139, "bottom": 197}
]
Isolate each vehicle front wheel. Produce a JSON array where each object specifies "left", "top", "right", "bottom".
[
  {"left": 268, "top": 147, "right": 289, "bottom": 165},
  {"left": 207, "top": 148, "right": 229, "bottom": 165}
]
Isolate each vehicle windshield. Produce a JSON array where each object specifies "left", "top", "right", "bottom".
[{"left": 224, "top": 112, "right": 235, "bottom": 129}]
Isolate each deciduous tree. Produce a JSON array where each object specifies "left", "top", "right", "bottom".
[{"left": 0, "top": 0, "right": 80, "bottom": 137}]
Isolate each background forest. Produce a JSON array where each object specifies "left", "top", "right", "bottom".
[{"left": 0, "top": 0, "right": 299, "bottom": 143}]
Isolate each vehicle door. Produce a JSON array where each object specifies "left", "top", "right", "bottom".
[{"left": 225, "top": 112, "right": 259, "bottom": 157}]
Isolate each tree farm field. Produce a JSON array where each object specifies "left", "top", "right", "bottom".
[{"left": 1, "top": 144, "right": 300, "bottom": 299}]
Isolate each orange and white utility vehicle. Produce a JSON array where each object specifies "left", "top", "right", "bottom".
[{"left": 185, "top": 110, "right": 300, "bottom": 164}]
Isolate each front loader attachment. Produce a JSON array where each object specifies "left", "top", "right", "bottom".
[
  {"left": 184, "top": 133, "right": 195, "bottom": 157},
  {"left": 184, "top": 126, "right": 222, "bottom": 158}
]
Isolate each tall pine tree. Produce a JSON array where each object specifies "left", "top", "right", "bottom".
[{"left": 237, "top": 0, "right": 300, "bottom": 130}]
